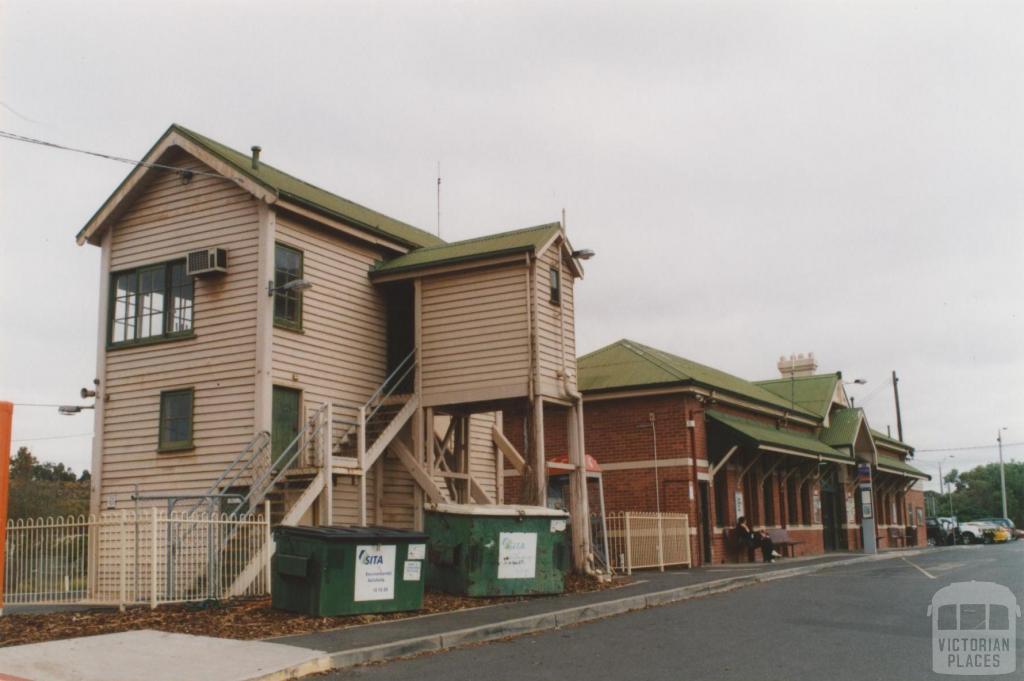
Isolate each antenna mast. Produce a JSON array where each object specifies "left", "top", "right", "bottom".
[{"left": 436, "top": 162, "right": 441, "bottom": 238}]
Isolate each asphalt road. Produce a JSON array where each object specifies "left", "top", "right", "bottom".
[{"left": 326, "top": 542, "right": 1024, "bottom": 681}]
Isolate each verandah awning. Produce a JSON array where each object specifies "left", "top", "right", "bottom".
[
  {"left": 876, "top": 453, "right": 930, "bottom": 480},
  {"left": 706, "top": 410, "right": 853, "bottom": 465}
]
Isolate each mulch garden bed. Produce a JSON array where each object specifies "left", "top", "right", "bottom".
[{"left": 0, "top": 573, "right": 623, "bottom": 648}]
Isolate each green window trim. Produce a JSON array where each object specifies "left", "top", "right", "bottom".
[
  {"left": 273, "top": 242, "right": 304, "bottom": 331},
  {"left": 108, "top": 259, "right": 194, "bottom": 347},
  {"left": 549, "top": 266, "right": 561, "bottom": 305},
  {"left": 158, "top": 388, "right": 194, "bottom": 452}
]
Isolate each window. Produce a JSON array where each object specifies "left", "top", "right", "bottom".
[
  {"left": 159, "top": 388, "right": 194, "bottom": 451},
  {"left": 762, "top": 476, "right": 775, "bottom": 526},
  {"left": 274, "top": 243, "right": 303, "bottom": 329},
  {"left": 549, "top": 266, "right": 561, "bottom": 305},
  {"left": 110, "top": 260, "right": 193, "bottom": 346}
]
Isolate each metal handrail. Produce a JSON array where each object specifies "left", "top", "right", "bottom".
[
  {"left": 364, "top": 348, "right": 416, "bottom": 414},
  {"left": 366, "top": 358, "right": 417, "bottom": 424},
  {"left": 238, "top": 402, "right": 329, "bottom": 515},
  {"left": 206, "top": 430, "right": 271, "bottom": 498}
]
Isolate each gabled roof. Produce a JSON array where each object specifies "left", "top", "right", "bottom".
[
  {"left": 755, "top": 373, "right": 842, "bottom": 418},
  {"left": 877, "top": 453, "right": 929, "bottom": 479},
  {"left": 870, "top": 428, "right": 914, "bottom": 454},
  {"left": 77, "top": 124, "right": 444, "bottom": 250},
  {"left": 370, "top": 222, "right": 563, "bottom": 277},
  {"left": 578, "top": 340, "right": 819, "bottom": 418},
  {"left": 706, "top": 410, "right": 852, "bottom": 462},
  {"left": 820, "top": 407, "right": 864, "bottom": 448}
]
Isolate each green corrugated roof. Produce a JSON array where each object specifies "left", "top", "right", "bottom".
[
  {"left": 877, "top": 453, "right": 929, "bottom": 479},
  {"left": 706, "top": 410, "right": 852, "bottom": 462},
  {"left": 820, "top": 408, "right": 864, "bottom": 447},
  {"left": 370, "top": 222, "right": 561, "bottom": 276},
  {"left": 870, "top": 428, "right": 913, "bottom": 453},
  {"left": 755, "top": 373, "right": 841, "bottom": 418},
  {"left": 78, "top": 124, "right": 444, "bottom": 250},
  {"left": 577, "top": 340, "right": 819, "bottom": 418}
]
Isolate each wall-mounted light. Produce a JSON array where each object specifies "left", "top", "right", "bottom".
[
  {"left": 267, "top": 279, "right": 313, "bottom": 297},
  {"left": 571, "top": 249, "right": 595, "bottom": 260}
]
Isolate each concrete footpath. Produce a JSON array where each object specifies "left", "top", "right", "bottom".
[{"left": 0, "top": 548, "right": 928, "bottom": 681}]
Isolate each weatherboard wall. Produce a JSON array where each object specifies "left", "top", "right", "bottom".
[
  {"left": 419, "top": 263, "right": 532, "bottom": 407},
  {"left": 534, "top": 240, "right": 578, "bottom": 397},
  {"left": 101, "top": 149, "right": 260, "bottom": 505}
]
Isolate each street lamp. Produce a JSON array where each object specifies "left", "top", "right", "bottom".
[
  {"left": 997, "top": 428, "right": 1008, "bottom": 519},
  {"left": 843, "top": 378, "right": 866, "bottom": 406},
  {"left": 57, "top": 405, "right": 94, "bottom": 416}
]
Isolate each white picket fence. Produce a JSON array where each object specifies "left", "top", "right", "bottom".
[
  {"left": 605, "top": 512, "right": 691, "bottom": 574},
  {"left": 4, "top": 507, "right": 271, "bottom": 608}
]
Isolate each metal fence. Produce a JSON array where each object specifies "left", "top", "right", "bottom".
[
  {"left": 4, "top": 506, "right": 271, "bottom": 608},
  {"left": 605, "top": 512, "right": 691, "bottom": 574}
]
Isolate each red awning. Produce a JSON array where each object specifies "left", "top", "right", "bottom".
[{"left": 546, "top": 454, "right": 602, "bottom": 474}]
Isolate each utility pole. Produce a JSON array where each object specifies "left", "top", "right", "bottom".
[
  {"left": 997, "top": 428, "right": 1008, "bottom": 519},
  {"left": 892, "top": 371, "right": 904, "bottom": 442}
]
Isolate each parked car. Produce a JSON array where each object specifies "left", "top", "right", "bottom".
[
  {"left": 957, "top": 520, "right": 1003, "bottom": 544},
  {"left": 926, "top": 517, "right": 956, "bottom": 546},
  {"left": 976, "top": 517, "right": 1019, "bottom": 540}
]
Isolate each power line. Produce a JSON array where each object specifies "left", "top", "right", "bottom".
[
  {"left": 0, "top": 129, "right": 238, "bottom": 183},
  {"left": 11, "top": 403, "right": 66, "bottom": 408},
  {"left": 916, "top": 441, "right": 1024, "bottom": 454},
  {"left": 12, "top": 433, "right": 94, "bottom": 443}
]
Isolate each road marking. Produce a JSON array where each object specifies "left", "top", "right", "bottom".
[{"left": 901, "top": 556, "right": 937, "bottom": 579}]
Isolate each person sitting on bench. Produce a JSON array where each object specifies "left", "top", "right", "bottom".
[{"left": 735, "top": 517, "right": 781, "bottom": 563}]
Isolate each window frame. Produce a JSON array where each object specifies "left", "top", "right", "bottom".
[
  {"left": 108, "top": 259, "right": 194, "bottom": 349},
  {"left": 273, "top": 242, "right": 305, "bottom": 331},
  {"left": 548, "top": 265, "right": 561, "bottom": 305},
  {"left": 158, "top": 388, "right": 195, "bottom": 452}
]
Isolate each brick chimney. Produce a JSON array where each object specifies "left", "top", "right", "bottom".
[{"left": 778, "top": 353, "right": 817, "bottom": 378}]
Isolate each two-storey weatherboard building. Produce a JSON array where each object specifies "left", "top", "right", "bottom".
[{"left": 77, "top": 124, "right": 595, "bottom": 581}]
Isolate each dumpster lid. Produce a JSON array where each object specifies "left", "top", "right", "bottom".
[
  {"left": 273, "top": 525, "right": 429, "bottom": 542},
  {"left": 426, "top": 503, "right": 569, "bottom": 518}
]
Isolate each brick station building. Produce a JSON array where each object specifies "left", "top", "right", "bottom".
[{"left": 539, "top": 340, "right": 930, "bottom": 567}]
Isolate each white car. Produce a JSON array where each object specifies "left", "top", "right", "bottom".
[{"left": 957, "top": 520, "right": 999, "bottom": 544}]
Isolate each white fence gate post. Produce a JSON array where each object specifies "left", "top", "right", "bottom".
[
  {"left": 149, "top": 508, "right": 158, "bottom": 609},
  {"left": 264, "top": 499, "right": 273, "bottom": 594},
  {"left": 119, "top": 510, "right": 127, "bottom": 610},
  {"left": 624, "top": 513, "right": 633, "bottom": 575}
]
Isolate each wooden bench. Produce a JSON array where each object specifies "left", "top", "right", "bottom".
[
  {"left": 887, "top": 526, "right": 906, "bottom": 548},
  {"left": 766, "top": 528, "right": 803, "bottom": 558}
]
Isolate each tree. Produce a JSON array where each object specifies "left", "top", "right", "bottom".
[
  {"left": 6, "top": 447, "right": 90, "bottom": 520},
  {"left": 930, "top": 461, "right": 1024, "bottom": 528}
]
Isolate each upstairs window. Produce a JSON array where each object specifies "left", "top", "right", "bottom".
[
  {"left": 110, "top": 260, "right": 193, "bottom": 346},
  {"left": 159, "top": 388, "right": 194, "bottom": 451},
  {"left": 549, "top": 266, "right": 561, "bottom": 305},
  {"left": 274, "top": 243, "right": 303, "bottom": 329}
]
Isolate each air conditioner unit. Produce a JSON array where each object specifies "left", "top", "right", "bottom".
[{"left": 186, "top": 248, "right": 228, "bottom": 276}]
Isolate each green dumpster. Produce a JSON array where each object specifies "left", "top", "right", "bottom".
[
  {"left": 271, "top": 526, "right": 428, "bottom": 616},
  {"left": 424, "top": 504, "right": 571, "bottom": 597}
]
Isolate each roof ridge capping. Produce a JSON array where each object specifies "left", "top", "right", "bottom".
[
  {"left": 577, "top": 339, "right": 820, "bottom": 418},
  {"left": 77, "top": 123, "right": 445, "bottom": 249},
  {"left": 370, "top": 221, "right": 565, "bottom": 277}
]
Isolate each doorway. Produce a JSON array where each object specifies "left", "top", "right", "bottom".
[
  {"left": 698, "top": 481, "right": 713, "bottom": 564},
  {"left": 272, "top": 386, "right": 302, "bottom": 469},
  {"left": 820, "top": 468, "right": 844, "bottom": 551}
]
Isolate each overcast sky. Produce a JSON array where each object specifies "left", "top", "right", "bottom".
[{"left": 2, "top": 1, "right": 1021, "bottom": 492}]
